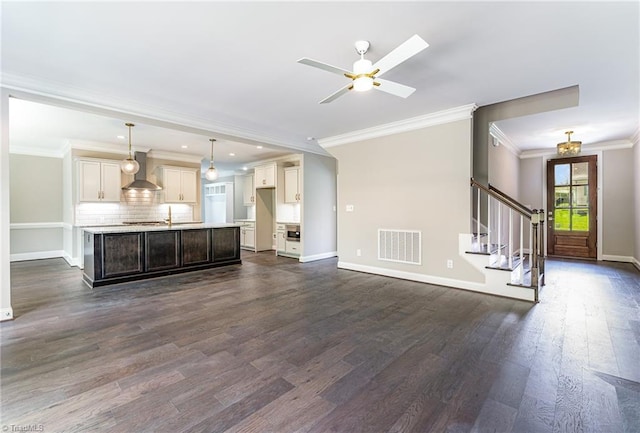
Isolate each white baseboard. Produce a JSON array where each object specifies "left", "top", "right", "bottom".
[
  {"left": 10, "top": 250, "right": 65, "bottom": 262},
  {"left": 63, "top": 253, "right": 81, "bottom": 268},
  {"left": 0, "top": 307, "right": 14, "bottom": 321},
  {"left": 632, "top": 257, "right": 640, "bottom": 271},
  {"left": 602, "top": 254, "right": 635, "bottom": 263},
  {"left": 299, "top": 251, "right": 337, "bottom": 263},
  {"left": 337, "top": 261, "right": 535, "bottom": 302}
]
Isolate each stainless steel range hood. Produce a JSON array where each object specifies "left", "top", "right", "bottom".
[{"left": 122, "top": 152, "right": 162, "bottom": 191}]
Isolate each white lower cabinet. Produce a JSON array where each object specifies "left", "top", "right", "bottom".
[
  {"left": 285, "top": 241, "right": 301, "bottom": 256},
  {"left": 276, "top": 224, "right": 286, "bottom": 253},
  {"left": 239, "top": 222, "right": 255, "bottom": 249}
]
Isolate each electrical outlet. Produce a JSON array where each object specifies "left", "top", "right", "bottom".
[
  {"left": 356, "top": 249, "right": 361, "bottom": 257},
  {"left": 346, "top": 205, "right": 354, "bottom": 212},
  {"left": 447, "top": 259, "right": 454, "bottom": 269}
]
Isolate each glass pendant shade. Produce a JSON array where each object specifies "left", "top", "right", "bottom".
[
  {"left": 120, "top": 157, "right": 140, "bottom": 175},
  {"left": 204, "top": 138, "right": 218, "bottom": 181},
  {"left": 121, "top": 123, "right": 140, "bottom": 175},
  {"left": 557, "top": 131, "right": 582, "bottom": 156},
  {"left": 205, "top": 166, "right": 218, "bottom": 181}
]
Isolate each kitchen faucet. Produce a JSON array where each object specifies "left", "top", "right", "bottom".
[{"left": 165, "top": 205, "right": 172, "bottom": 226}]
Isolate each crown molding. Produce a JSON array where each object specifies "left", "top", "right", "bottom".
[
  {"left": 489, "top": 123, "right": 521, "bottom": 156},
  {"left": 519, "top": 139, "right": 633, "bottom": 159},
  {"left": 1, "top": 74, "right": 322, "bottom": 156},
  {"left": 630, "top": 128, "right": 639, "bottom": 145},
  {"left": 318, "top": 104, "right": 478, "bottom": 148},
  {"left": 9, "top": 145, "right": 66, "bottom": 158}
]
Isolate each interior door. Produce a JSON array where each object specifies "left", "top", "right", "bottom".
[{"left": 546, "top": 155, "right": 597, "bottom": 259}]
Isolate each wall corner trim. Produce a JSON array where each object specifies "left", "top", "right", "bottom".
[
  {"left": 0, "top": 307, "right": 14, "bottom": 321},
  {"left": 318, "top": 104, "right": 478, "bottom": 148},
  {"left": 489, "top": 123, "right": 521, "bottom": 156}
]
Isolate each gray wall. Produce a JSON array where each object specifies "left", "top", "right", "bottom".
[
  {"left": 519, "top": 147, "right": 637, "bottom": 260},
  {"left": 489, "top": 140, "right": 520, "bottom": 199},
  {"left": 328, "top": 119, "right": 482, "bottom": 282},
  {"left": 301, "top": 153, "right": 337, "bottom": 259},
  {"left": 518, "top": 157, "right": 544, "bottom": 210},
  {"left": 634, "top": 137, "right": 640, "bottom": 267},
  {"left": 10, "top": 154, "right": 62, "bottom": 223},
  {"left": 602, "top": 148, "right": 635, "bottom": 257},
  {"left": 9, "top": 154, "right": 64, "bottom": 256}
]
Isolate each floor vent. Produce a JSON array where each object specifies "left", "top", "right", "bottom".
[{"left": 378, "top": 229, "right": 421, "bottom": 265}]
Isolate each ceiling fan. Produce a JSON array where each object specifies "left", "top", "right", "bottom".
[{"left": 297, "top": 34, "right": 429, "bottom": 104}]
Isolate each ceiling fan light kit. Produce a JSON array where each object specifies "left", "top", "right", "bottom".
[{"left": 297, "top": 34, "right": 429, "bottom": 103}]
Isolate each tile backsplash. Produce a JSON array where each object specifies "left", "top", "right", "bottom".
[{"left": 75, "top": 193, "right": 194, "bottom": 226}]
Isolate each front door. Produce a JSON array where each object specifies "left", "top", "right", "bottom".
[{"left": 546, "top": 155, "right": 597, "bottom": 259}]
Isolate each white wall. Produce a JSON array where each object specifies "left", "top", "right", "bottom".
[
  {"left": 1, "top": 89, "right": 12, "bottom": 320},
  {"left": 327, "top": 118, "right": 483, "bottom": 285},
  {"left": 633, "top": 136, "right": 640, "bottom": 268}
]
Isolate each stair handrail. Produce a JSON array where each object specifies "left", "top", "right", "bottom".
[
  {"left": 470, "top": 178, "right": 533, "bottom": 218},
  {"left": 488, "top": 183, "right": 535, "bottom": 218},
  {"left": 471, "top": 178, "right": 544, "bottom": 301}
]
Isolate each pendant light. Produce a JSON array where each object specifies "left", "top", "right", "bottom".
[
  {"left": 557, "top": 130, "right": 582, "bottom": 156},
  {"left": 120, "top": 123, "right": 140, "bottom": 175},
  {"left": 204, "top": 138, "right": 218, "bottom": 181}
]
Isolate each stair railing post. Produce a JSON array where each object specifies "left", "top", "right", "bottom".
[
  {"left": 538, "top": 209, "right": 545, "bottom": 287},
  {"left": 519, "top": 214, "right": 524, "bottom": 285},
  {"left": 530, "top": 209, "right": 539, "bottom": 302}
]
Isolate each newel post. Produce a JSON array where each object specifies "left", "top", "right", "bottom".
[
  {"left": 530, "top": 210, "right": 540, "bottom": 302},
  {"left": 538, "top": 209, "right": 545, "bottom": 287}
]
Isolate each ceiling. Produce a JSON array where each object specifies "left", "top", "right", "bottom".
[{"left": 2, "top": 1, "right": 638, "bottom": 170}]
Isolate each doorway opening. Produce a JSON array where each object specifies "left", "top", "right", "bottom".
[{"left": 546, "top": 155, "right": 597, "bottom": 259}]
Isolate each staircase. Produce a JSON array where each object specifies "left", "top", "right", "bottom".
[{"left": 460, "top": 179, "right": 545, "bottom": 302}]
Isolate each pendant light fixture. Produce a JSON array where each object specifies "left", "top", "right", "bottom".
[
  {"left": 204, "top": 138, "right": 218, "bottom": 181},
  {"left": 557, "top": 130, "right": 582, "bottom": 156},
  {"left": 120, "top": 123, "right": 140, "bottom": 175}
]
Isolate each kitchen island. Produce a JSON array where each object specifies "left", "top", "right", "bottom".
[{"left": 82, "top": 223, "right": 241, "bottom": 288}]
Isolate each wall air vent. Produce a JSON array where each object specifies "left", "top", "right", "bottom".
[{"left": 378, "top": 229, "right": 421, "bottom": 265}]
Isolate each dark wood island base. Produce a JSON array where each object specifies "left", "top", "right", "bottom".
[{"left": 83, "top": 225, "right": 241, "bottom": 288}]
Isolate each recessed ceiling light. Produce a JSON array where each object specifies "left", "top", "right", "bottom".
[
  {"left": 181, "top": 145, "right": 188, "bottom": 149},
  {"left": 306, "top": 137, "right": 315, "bottom": 141},
  {"left": 117, "top": 135, "right": 125, "bottom": 140},
  {"left": 229, "top": 153, "right": 235, "bottom": 156},
  {"left": 242, "top": 166, "right": 248, "bottom": 171},
  {"left": 256, "top": 146, "right": 263, "bottom": 149}
]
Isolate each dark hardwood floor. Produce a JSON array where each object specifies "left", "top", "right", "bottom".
[{"left": 1, "top": 252, "right": 639, "bottom": 432}]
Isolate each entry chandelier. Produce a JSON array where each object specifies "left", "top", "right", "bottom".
[
  {"left": 120, "top": 123, "right": 140, "bottom": 175},
  {"left": 204, "top": 138, "right": 218, "bottom": 181},
  {"left": 557, "top": 130, "right": 582, "bottom": 156}
]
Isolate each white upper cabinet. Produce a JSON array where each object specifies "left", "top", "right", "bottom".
[
  {"left": 284, "top": 167, "right": 301, "bottom": 203},
  {"left": 243, "top": 174, "right": 255, "bottom": 205},
  {"left": 160, "top": 167, "right": 198, "bottom": 203},
  {"left": 78, "top": 159, "right": 122, "bottom": 202},
  {"left": 254, "top": 163, "right": 276, "bottom": 188}
]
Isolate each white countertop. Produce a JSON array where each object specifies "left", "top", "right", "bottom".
[{"left": 82, "top": 223, "right": 241, "bottom": 234}]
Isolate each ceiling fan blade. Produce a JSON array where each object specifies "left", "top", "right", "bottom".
[
  {"left": 319, "top": 84, "right": 352, "bottom": 104},
  {"left": 373, "top": 34, "right": 429, "bottom": 77},
  {"left": 297, "top": 58, "right": 352, "bottom": 76},
  {"left": 374, "top": 78, "right": 416, "bottom": 98}
]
